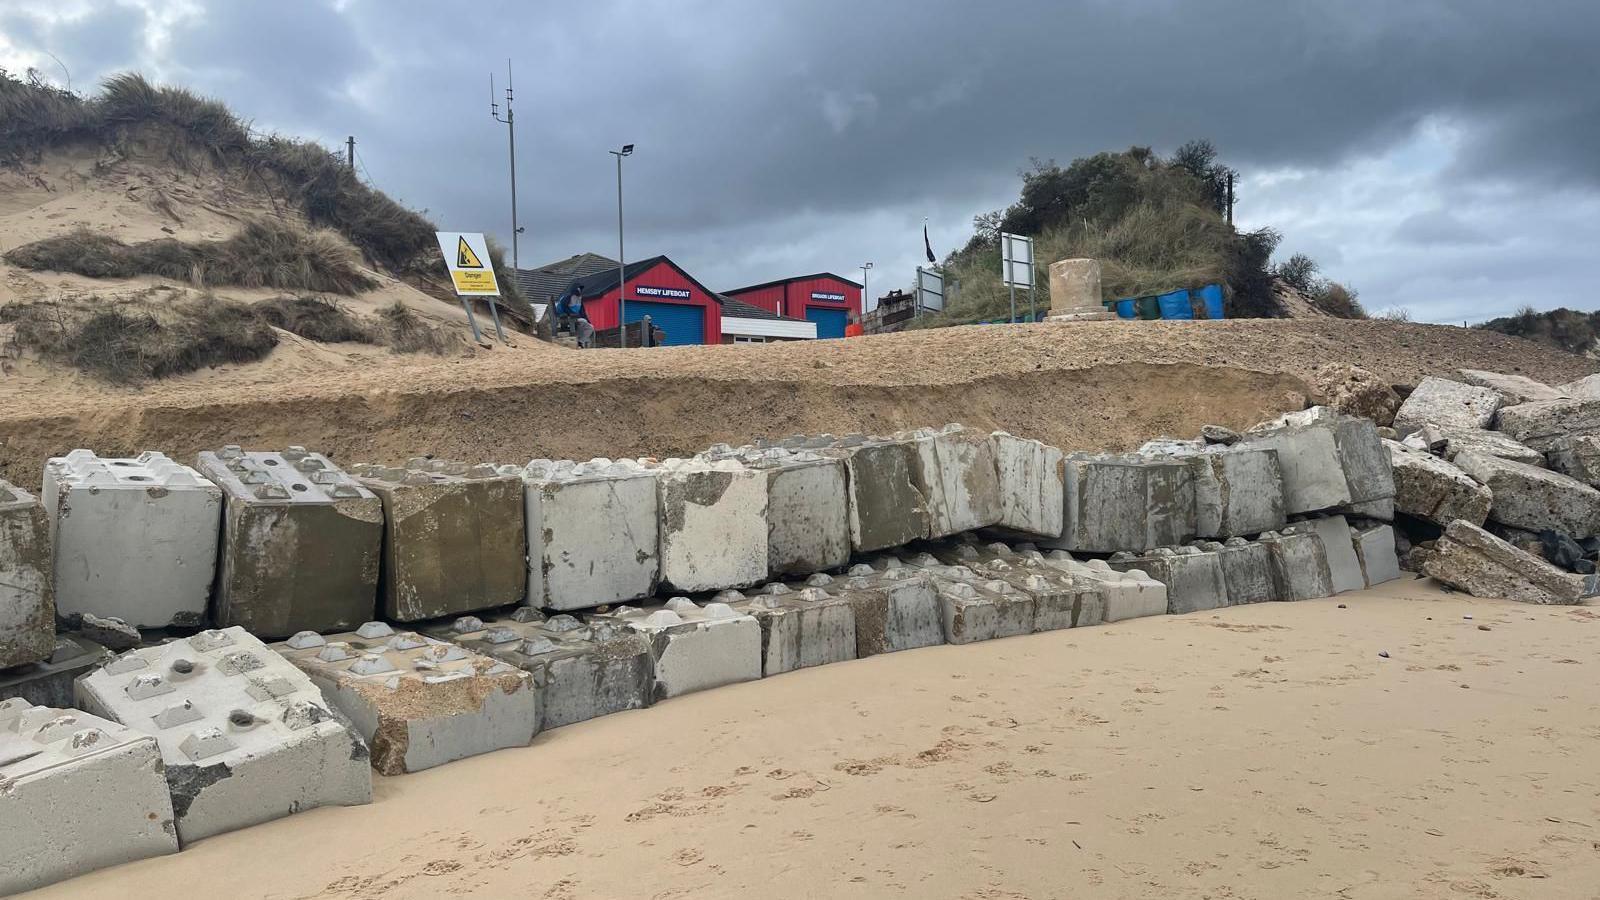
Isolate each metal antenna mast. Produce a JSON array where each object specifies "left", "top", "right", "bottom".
[{"left": 490, "top": 60, "right": 523, "bottom": 270}]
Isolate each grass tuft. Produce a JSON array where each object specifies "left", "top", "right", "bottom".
[
  {"left": 377, "top": 300, "right": 452, "bottom": 355},
  {"left": 255, "top": 296, "right": 375, "bottom": 343},
  {"left": 4, "top": 298, "right": 278, "bottom": 383}
]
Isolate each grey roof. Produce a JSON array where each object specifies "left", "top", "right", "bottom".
[
  {"left": 715, "top": 294, "right": 812, "bottom": 323},
  {"left": 513, "top": 252, "right": 618, "bottom": 302}
]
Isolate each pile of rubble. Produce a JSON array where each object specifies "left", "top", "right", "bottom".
[{"left": 1382, "top": 370, "right": 1600, "bottom": 604}]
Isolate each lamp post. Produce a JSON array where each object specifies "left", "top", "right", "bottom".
[
  {"left": 610, "top": 144, "right": 634, "bottom": 347},
  {"left": 860, "top": 262, "right": 873, "bottom": 313},
  {"left": 489, "top": 60, "right": 524, "bottom": 270}
]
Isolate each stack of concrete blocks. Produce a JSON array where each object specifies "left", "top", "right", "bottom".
[
  {"left": 1256, "top": 524, "right": 1336, "bottom": 601},
  {"left": 1043, "top": 454, "right": 1196, "bottom": 553},
  {"left": 1039, "top": 552, "right": 1169, "bottom": 623},
  {"left": 1386, "top": 440, "right": 1493, "bottom": 527},
  {"left": 350, "top": 459, "right": 525, "bottom": 622},
  {"left": 0, "top": 478, "right": 53, "bottom": 670},
  {"left": 0, "top": 635, "right": 110, "bottom": 707},
  {"left": 1139, "top": 442, "right": 1287, "bottom": 539},
  {"left": 1452, "top": 450, "right": 1600, "bottom": 539},
  {"left": 1393, "top": 376, "right": 1503, "bottom": 435},
  {"left": 1107, "top": 545, "right": 1229, "bottom": 614},
  {"left": 1247, "top": 407, "right": 1396, "bottom": 519},
  {"left": 900, "top": 556, "right": 1035, "bottom": 644},
  {"left": 819, "top": 435, "right": 932, "bottom": 552},
  {"left": 989, "top": 431, "right": 1066, "bottom": 538},
  {"left": 1353, "top": 524, "right": 1402, "bottom": 587},
  {"left": 195, "top": 446, "right": 383, "bottom": 638},
  {"left": 1197, "top": 538, "right": 1280, "bottom": 605},
  {"left": 716, "top": 447, "right": 851, "bottom": 577},
  {"left": 935, "top": 541, "right": 1104, "bottom": 630},
  {"left": 591, "top": 599, "right": 761, "bottom": 700},
  {"left": 899, "top": 424, "right": 1003, "bottom": 538},
  {"left": 275, "top": 622, "right": 539, "bottom": 775},
  {"left": 648, "top": 458, "right": 768, "bottom": 592},
  {"left": 721, "top": 581, "right": 857, "bottom": 676},
  {"left": 521, "top": 458, "right": 659, "bottom": 610},
  {"left": 1420, "top": 520, "right": 1595, "bottom": 605},
  {"left": 429, "top": 609, "right": 653, "bottom": 730},
  {"left": 1303, "top": 515, "right": 1367, "bottom": 594},
  {"left": 75, "top": 627, "right": 372, "bottom": 843},
  {"left": 42, "top": 450, "right": 222, "bottom": 629},
  {"left": 0, "top": 698, "right": 179, "bottom": 895},
  {"left": 827, "top": 565, "right": 945, "bottom": 655}
]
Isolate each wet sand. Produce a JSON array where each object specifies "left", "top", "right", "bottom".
[{"left": 25, "top": 576, "right": 1600, "bottom": 899}]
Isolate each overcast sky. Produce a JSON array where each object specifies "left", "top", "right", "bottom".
[{"left": 1, "top": 0, "right": 1595, "bottom": 322}]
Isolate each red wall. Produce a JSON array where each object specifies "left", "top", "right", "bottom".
[
  {"left": 731, "top": 285, "right": 784, "bottom": 316},
  {"left": 581, "top": 259, "right": 721, "bottom": 342},
  {"left": 781, "top": 275, "right": 861, "bottom": 320}
]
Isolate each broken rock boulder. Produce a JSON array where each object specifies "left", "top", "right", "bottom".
[
  {"left": 1421, "top": 521, "right": 1592, "bottom": 605},
  {"left": 1386, "top": 440, "right": 1492, "bottom": 527},
  {"left": 1547, "top": 435, "right": 1600, "bottom": 488},
  {"left": 1392, "top": 376, "right": 1502, "bottom": 434},
  {"left": 1495, "top": 398, "right": 1600, "bottom": 452},
  {"left": 1453, "top": 450, "right": 1600, "bottom": 539},
  {"left": 1456, "top": 369, "right": 1567, "bottom": 405},
  {"left": 1308, "top": 363, "right": 1401, "bottom": 426},
  {"left": 1414, "top": 424, "right": 1544, "bottom": 467}
]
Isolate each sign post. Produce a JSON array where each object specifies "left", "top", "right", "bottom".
[
  {"left": 915, "top": 266, "right": 945, "bottom": 317},
  {"left": 1000, "top": 232, "right": 1035, "bottom": 323},
  {"left": 434, "top": 231, "right": 507, "bottom": 343}
]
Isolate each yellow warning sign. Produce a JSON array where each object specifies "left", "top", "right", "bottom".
[
  {"left": 456, "top": 236, "right": 485, "bottom": 269},
  {"left": 433, "top": 231, "right": 500, "bottom": 296},
  {"left": 451, "top": 270, "right": 497, "bottom": 292}
]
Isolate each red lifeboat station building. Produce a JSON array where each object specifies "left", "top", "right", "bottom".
[
  {"left": 721, "top": 273, "right": 863, "bottom": 339},
  {"left": 565, "top": 256, "right": 723, "bottom": 346}
]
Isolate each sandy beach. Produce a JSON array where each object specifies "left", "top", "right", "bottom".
[{"left": 22, "top": 577, "right": 1600, "bottom": 900}]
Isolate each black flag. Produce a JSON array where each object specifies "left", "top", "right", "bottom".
[{"left": 923, "top": 222, "right": 936, "bottom": 264}]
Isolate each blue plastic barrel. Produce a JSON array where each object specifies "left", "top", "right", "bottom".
[
  {"left": 1198, "top": 284, "right": 1224, "bottom": 319},
  {"left": 1157, "top": 289, "right": 1193, "bottom": 320},
  {"left": 1116, "top": 299, "right": 1136, "bottom": 319}
]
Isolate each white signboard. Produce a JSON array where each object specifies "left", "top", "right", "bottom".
[
  {"left": 1000, "top": 232, "right": 1034, "bottom": 288},
  {"left": 916, "top": 266, "right": 945, "bottom": 312},
  {"left": 434, "top": 231, "right": 501, "bottom": 296}
]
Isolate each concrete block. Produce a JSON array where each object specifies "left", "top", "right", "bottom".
[
  {"left": 0, "top": 635, "right": 110, "bottom": 707},
  {"left": 1386, "top": 440, "right": 1492, "bottom": 527},
  {"left": 1242, "top": 424, "right": 1352, "bottom": 515},
  {"left": 592, "top": 600, "right": 761, "bottom": 700},
  {"left": 1421, "top": 520, "right": 1589, "bottom": 604},
  {"left": 1305, "top": 515, "right": 1366, "bottom": 594},
  {"left": 1547, "top": 435, "right": 1600, "bottom": 488},
  {"left": 990, "top": 431, "right": 1065, "bottom": 538},
  {"left": 1045, "top": 454, "right": 1196, "bottom": 553},
  {"left": 1454, "top": 450, "right": 1600, "bottom": 538},
  {"left": 0, "top": 699, "right": 178, "bottom": 895},
  {"left": 747, "top": 451, "right": 851, "bottom": 576},
  {"left": 829, "top": 438, "right": 932, "bottom": 551},
  {"left": 936, "top": 541, "right": 1102, "bottom": 630},
  {"left": 834, "top": 565, "right": 945, "bottom": 654},
  {"left": 42, "top": 450, "right": 221, "bottom": 629},
  {"left": 1560, "top": 373, "right": 1600, "bottom": 400},
  {"left": 1048, "top": 258, "right": 1103, "bottom": 315},
  {"left": 901, "top": 424, "right": 1003, "bottom": 538},
  {"left": 1393, "top": 376, "right": 1502, "bottom": 433},
  {"left": 924, "top": 564, "right": 1035, "bottom": 644},
  {"left": 349, "top": 459, "right": 525, "bottom": 622},
  {"left": 652, "top": 459, "right": 768, "bottom": 592},
  {"left": 195, "top": 446, "right": 382, "bottom": 638},
  {"left": 76, "top": 626, "right": 372, "bottom": 843},
  {"left": 430, "top": 610, "right": 652, "bottom": 730},
  {"left": 275, "top": 622, "right": 538, "bottom": 774},
  {"left": 1417, "top": 425, "right": 1545, "bottom": 466},
  {"left": 1044, "top": 554, "right": 1168, "bottom": 623},
  {"left": 0, "top": 479, "right": 53, "bottom": 669},
  {"left": 1107, "top": 547, "right": 1229, "bottom": 615},
  {"left": 1495, "top": 398, "right": 1600, "bottom": 452},
  {"left": 1354, "top": 524, "right": 1401, "bottom": 587},
  {"left": 1207, "top": 538, "right": 1279, "bottom": 605},
  {"left": 726, "top": 582, "right": 857, "bottom": 676},
  {"left": 522, "top": 458, "right": 659, "bottom": 611},
  {"left": 1257, "top": 525, "right": 1336, "bottom": 601},
  {"left": 1457, "top": 369, "right": 1567, "bottom": 405},
  {"left": 1184, "top": 446, "right": 1287, "bottom": 538}
]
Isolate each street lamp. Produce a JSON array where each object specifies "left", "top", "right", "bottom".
[
  {"left": 860, "top": 262, "right": 873, "bottom": 313},
  {"left": 611, "top": 144, "right": 634, "bottom": 347}
]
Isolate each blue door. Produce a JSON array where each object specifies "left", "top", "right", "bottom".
[
  {"left": 806, "top": 306, "right": 849, "bottom": 339},
  {"left": 624, "top": 300, "right": 705, "bottom": 346}
]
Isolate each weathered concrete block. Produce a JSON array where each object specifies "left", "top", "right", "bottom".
[
  {"left": 1415, "top": 424, "right": 1545, "bottom": 466},
  {"left": 1560, "top": 373, "right": 1600, "bottom": 400},
  {"left": 0, "top": 699, "right": 179, "bottom": 895},
  {"left": 1354, "top": 524, "right": 1401, "bottom": 587},
  {"left": 990, "top": 431, "right": 1065, "bottom": 538},
  {"left": 431, "top": 610, "right": 652, "bottom": 730},
  {"left": 274, "top": 622, "right": 538, "bottom": 775},
  {"left": 829, "top": 438, "right": 932, "bottom": 551},
  {"left": 652, "top": 459, "right": 768, "bottom": 592},
  {"left": 42, "top": 450, "right": 221, "bottom": 629},
  {"left": 747, "top": 451, "right": 851, "bottom": 576},
  {"left": 0, "top": 479, "right": 53, "bottom": 669},
  {"left": 1495, "top": 398, "right": 1600, "bottom": 452},
  {"left": 1547, "top": 435, "right": 1600, "bottom": 488},
  {"left": 936, "top": 541, "right": 1103, "bottom": 630},
  {"left": 1386, "top": 440, "right": 1492, "bottom": 527},
  {"left": 0, "top": 635, "right": 110, "bottom": 707},
  {"left": 1108, "top": 546, "right": 1229, "bottom": 615},
  {"left": 1421, "top": 520, "right": 1590, "bottom": 604},
  {"left": 522, "top": 458, "right": 659, "bottom": 611},
  {"left": 727, "top": 582, "right": 857, "bottom": 676},
  {"left": 76, "top": 627, "right": 372, "bottom": 843},
  {"left": 195, "top": 446, "right": 382, "bottom": 638},
  {"left": 926, "top": 565, "right": 1035, "bottom": 644},
  {"left": 1045, "top": 554, "right": 1169, "bottom": 623},
  {"left": 1184, "top": 446, "right": 1287, "bottom": 538},
  {"left": 593, "top": 600, "right": 761, "bottom": 700},
  {"left": 1393, "top": 376, "right": 1502, "bottom": 433},
  {"left": 349, "top": 459, "right": 525, "bottom": 622},
  {"left": 1242, "top": 423, "right": 1351, "bottom": 514},
  {"left": 1257, "top": 525, "right": 1336, "bottom": 601},
  {"left": 1207, "top": 538, "right": 1279, "bottom": 605},
  {"left": 1454, "top": 450, "right": 1600, "bottom": 538},
  {"left": 1305, "top": 515, "right": 1366, "bottom": 594},
  {"left": 835, "top": 566, "right": 945, "bottom": 654},
  {"left": 1044, "top": 454, "right": 1196, "bottom": 553},
  {"left": 1048, "top": 258, "right": 1103, "bottom": 315},
  {"left": 1457, "top": 369, "right": 1567, "bottom": 405},
  {"left": 902, "top": 424, "right": 1002, "bottom": 538}
]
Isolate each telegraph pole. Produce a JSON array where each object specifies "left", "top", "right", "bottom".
[
  {"left": 346, "top": 136, "right": 355, "bottom": 171},
  {"left": 490, "top": 61, "right": 523, "bottom": 270}
]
